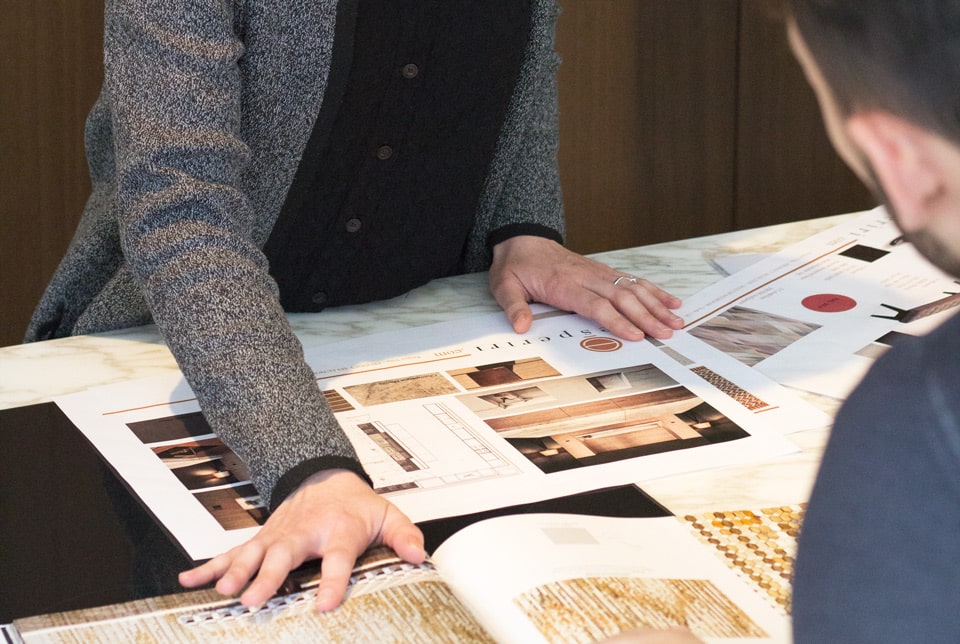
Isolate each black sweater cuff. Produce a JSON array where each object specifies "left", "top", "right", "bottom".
[
  {"left": 269, "top": 456, "right": 373, "bottom": 511},
  {"left": 486, "top": 223, "right": 564, "bottom": 256}
]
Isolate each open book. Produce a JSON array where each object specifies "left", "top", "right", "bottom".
[{"left": 9, "top": 507, "right": 797, "bottom": 643}]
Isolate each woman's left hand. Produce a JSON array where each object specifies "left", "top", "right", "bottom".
[{"left": 489, "top": 235, "right": 684, "bottom": 340}]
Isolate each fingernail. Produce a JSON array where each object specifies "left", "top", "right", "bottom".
[{"left": 315, "top": 588, "right": 336, "bottom": 612}]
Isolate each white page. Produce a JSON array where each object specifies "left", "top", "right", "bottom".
[
  {"left": 55, "top": 307, "right": 826, "bottom": 560},
  {"left": 709, "top": 252, "right": 770, "bottom": 276},
  {"left": 675, "top": 207, "right": 960, "bottom": 399},
  {"left": 432, "top": 513, "right": 789, "bottom": 643}
]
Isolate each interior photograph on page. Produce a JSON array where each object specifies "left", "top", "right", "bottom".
[
  {"left": 128, "top": 413, "right": 270, "bottom": 530},
  {"left": 126, "top": 357, "right": 753, "bottom": 531},
  {"left": 455, "top": 362, "right": 749, "bottom": 474}
]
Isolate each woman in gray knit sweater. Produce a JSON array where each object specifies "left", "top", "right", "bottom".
[{"left": 28, "top": 0, "right": 683, "bottom": 609}]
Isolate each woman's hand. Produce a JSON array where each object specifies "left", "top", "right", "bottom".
[
  {"left": 179, "top": 469, "right": 425, "bottom": 611},
  {"left": 490, "top": 236, "right": 684, "bottom": 340}
]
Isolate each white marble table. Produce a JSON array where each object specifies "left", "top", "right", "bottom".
[{"left": 0, "top": 214, "right": 852, "bottom": 516}]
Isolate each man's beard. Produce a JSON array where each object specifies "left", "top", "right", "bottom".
[
  {"left": 901, "top": 227, "right": 960, "bottom": 279},
  {"left": 860, "top": 157, "right": 960, "bottom": 278}
]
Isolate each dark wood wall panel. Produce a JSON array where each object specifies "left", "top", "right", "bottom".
[
  {"left": 557, "top": 0, "right": 739, "bottom": 255},
  {"left": 734, "top": 0, "right": 873, "bottom": 229},
  {"left": 0, "top": 1, "right": 104, "bottom": 346},
  {"left": 0, "top": 0, "right": 874, "bottom": 348}
]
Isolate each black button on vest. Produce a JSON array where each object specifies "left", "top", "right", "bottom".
[{"left": 264, "top": 0, "right": 533, "bottom": 311}]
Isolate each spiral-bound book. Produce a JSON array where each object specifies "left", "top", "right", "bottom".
[{"left": 9, "top": 509, "right": 792, "bottom": 644}]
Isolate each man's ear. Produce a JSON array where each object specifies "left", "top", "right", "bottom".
[{"left": 846, "top": 111, "right": 951, "bottom": 230}]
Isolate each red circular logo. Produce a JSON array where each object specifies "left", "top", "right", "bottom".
[
  {"left": 801, "top": 293, "right": 857, "bottom": 313},
  {"left": 580, "top": 336, "right": 623, "bottom": 352}
]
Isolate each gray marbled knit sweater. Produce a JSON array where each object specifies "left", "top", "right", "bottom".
[{"left": 26, "top": 0, "right": 564, "bottom": 508}]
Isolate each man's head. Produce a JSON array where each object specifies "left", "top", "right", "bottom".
[{"left": 785, "top": 0, "right": 960, "bottom": 276}]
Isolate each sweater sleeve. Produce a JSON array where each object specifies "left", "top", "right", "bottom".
[
  {"left": 104, "top": 0, "right": 362, "bottom": 508},
  {"left": 466, "top": 0, "right": 565, "bottom": 271}
]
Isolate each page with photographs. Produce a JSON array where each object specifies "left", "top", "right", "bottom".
[
  {"left": 55, "top": 307, "right": 828, "bottom": 560},
  {"left": 672, "top": 206, "right": 960, "bottom": 400}
]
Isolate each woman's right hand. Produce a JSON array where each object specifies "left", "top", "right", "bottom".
[{"left": 178, "top": 468, "right": 425, "bottom": 611}]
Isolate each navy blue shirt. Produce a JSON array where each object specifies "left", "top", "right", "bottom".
[{"left": 792, "top": 311, "right": 960, "bottom": 643}]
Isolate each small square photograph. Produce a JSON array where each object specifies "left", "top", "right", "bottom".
[{"left": 839, "top": 244, "right": 889, "bottom": 263}]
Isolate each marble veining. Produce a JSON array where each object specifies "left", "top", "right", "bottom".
[
  {"left": 0, "top": 215, "right": 849, "bottom": 410},
  {"left": 0, "top": 214, "right": 855, "bottom": 513}
]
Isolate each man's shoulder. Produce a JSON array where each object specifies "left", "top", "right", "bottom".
[
  {"left": 869, "top": 311, "right": 960, "bottom": 381},
  {"left": 836, "top": 311, "right": 960, "bottom": 442}
]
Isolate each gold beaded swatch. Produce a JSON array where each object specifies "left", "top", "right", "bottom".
[{"left": 681, "top": 504, "right": 805, "bottom": 614}]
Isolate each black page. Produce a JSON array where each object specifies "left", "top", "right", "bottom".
[
  {"left": 0, "top": 403, "right": 189, "bottom": 622},
  {"left": 418, "top": 484, "right": 671, "bottom": 554}
]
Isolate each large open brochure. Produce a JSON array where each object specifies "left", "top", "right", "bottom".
[
  {"left": 54, "top": 307, "right": 827, "bottom": 561},
  {"left": 9, "top": 508, "right": 794, "bottom": 643}
]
